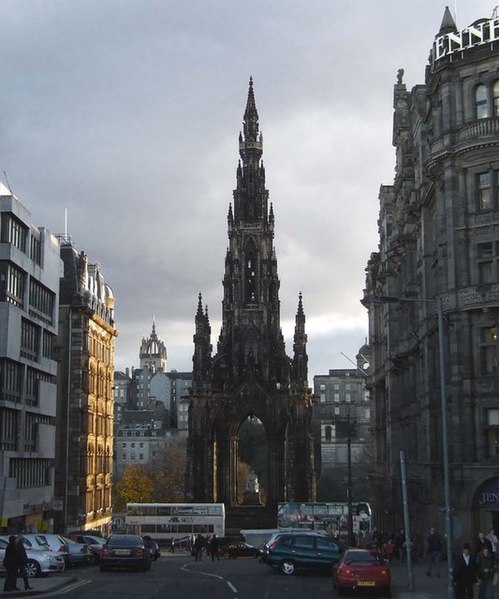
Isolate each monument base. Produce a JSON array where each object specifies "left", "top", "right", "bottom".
[{"left": 241, "top": 491, "right": 262, "bottom": 506}]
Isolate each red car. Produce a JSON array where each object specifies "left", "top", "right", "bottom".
[{"left": 333, "top": 549, "right": 391, "bottom": 595}]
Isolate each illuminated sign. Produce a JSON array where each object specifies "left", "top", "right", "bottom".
[{"left": 433, "top": 18, "right": 499, "bottom": 62}]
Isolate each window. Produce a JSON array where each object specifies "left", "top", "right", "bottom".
[
  {"left": 21, "top": 319, "right": 40, "bottom": 361},
  {"left": 476, "top": 84, "right": 488, "bottom": 119},
  {"left": 29, "top": 279, "right": 55, "bottom": 325},
  {"left": 477, "top": 172, "right": 492, "bottom": 210},
  {"left": 0, "top": 262, "right": 26, "bottom": 307},
  {"left": 478, "top": 242, "right": 494, "bottom": 283},
  {"left": 485, "top": 408, "right": 499, "bottom": 457},
  {"left": 1, "top": 213, "right": 28, "bottom": 252},
  {"left": 293, "top": 536, "right": 314, "bottom": 550},
  {"left": 0, "top": 359, "right": 22, "bottom": 403},
  {"left": 30, "top": 235, "right": 41, "bottom": 265},
  {"left": 334, "top": 407, "right": 340, "bottom": 415},
  {"left": 494, "top": 81, "right": 499, "bottom": 116},
  {"left": 320, "top": 393, "right": 325, "bottom": 403},
  {"left": 480, "top": 326, "right": 498, "bottom": 374},
  {"left": 319, "top": 384, "right": 325, "bottom": 391},
  {"left": 334, "top": 393, "right": 340, "bottom": 403}
]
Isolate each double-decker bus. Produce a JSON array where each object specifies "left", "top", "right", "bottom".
[
  {"left": 125, "top": 503, "right": 225, "bottom": 543},
  {"left": 277, "top": 501, "right": 372, "bottom": 537}
]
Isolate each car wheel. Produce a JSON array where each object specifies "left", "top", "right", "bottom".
[
  {"left": 25, "top": 559, "right": 41, "bottom": 578},
  {"left": 280, "top": 560, "right": 296, "bottom": 575}
]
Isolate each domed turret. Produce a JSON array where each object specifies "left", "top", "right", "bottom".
[{"left": 139, "top": 319, "right": 167, "bottom": 372}]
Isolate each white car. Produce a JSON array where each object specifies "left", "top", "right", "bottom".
[
  {"left": 0, "top": 536, "right": 65, "bottom": 577},
  {"left": 21, "top": 533, "right": 70, "bottom": 563}
]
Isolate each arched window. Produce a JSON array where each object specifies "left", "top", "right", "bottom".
[
  {"left": 493, "top": 81, "right": 499, "bottom": 116},
  {"left": 476, "top": 84, "right": 488, "bottom": 119}
]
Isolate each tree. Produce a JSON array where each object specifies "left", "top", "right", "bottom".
[
  {"left": 114, "top": 464, "right": 155, "bottom": 510},
  {"left": 151, "top": 436, "right": 188, "bottom": 502}
]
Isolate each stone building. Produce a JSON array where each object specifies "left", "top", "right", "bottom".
[
  {"left": 112, "top": 324, "right": 191, "bottom": 482},
  {"left": 187, "top": 79, "right": 315, "bottom": 528},
  {"left": 0, "top": 183, "right": 60, "bottom": 533},
  {"left": 54, "top": 239, "right": 117, "bottom": 534},
  {"left": 363, "top": 7, "right": 499, "bottom": 544},
  {"left": 313, "top": 359, "right": 371, "bottom": 501}
]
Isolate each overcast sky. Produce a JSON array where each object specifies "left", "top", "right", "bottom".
[{"left": 0, "top": 0, "right": 493, "bottom": 379}]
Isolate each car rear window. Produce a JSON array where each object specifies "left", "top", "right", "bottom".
[{"left": 108, "top": 535, "right": 140, "bottom": 546}]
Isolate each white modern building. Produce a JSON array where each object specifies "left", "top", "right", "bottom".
[{"left": 0, "top": 183, "right": 60, "bottom": 533}]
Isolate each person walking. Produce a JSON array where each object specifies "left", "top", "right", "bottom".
[
  {"left": 209, "top": 534, "right": 220, "bottom": 561},
  {"left": 3, "top": 535, "right": 19, "bottom": 592},
  {"left": 169, "top": 538, "right": 175, "bottom": 553},
  {"left": 476, "top": 546, "right": 496, "bottom": 599},
  {"left": 426, "top": 527, "right": 443, "bottom": 577},
  {"left": 454, "top": 542, "right": 478, "bottom": 599},
  {"left": 193, "top": 534, "right": 205, "bottom": 561},
  {"left": 14, "top": 535, "right": 32, "bottom": 591}
]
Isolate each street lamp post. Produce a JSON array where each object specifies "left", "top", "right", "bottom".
[
  {"left": 372, "top": 295, "right": 453, "bottom": 599},
  {"left": 346, "top": 413, "right": 353, "bottom": 547}
]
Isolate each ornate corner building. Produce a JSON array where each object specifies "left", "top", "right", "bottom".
[
  {"left": 363, "top": 8, "right": 499, "bottom": 543},
  {"left": 54, "top": 240, "right": 117, "bottom": 533},
  {"left": 187, "top": 79, "right": 316, "bottom": 527}
]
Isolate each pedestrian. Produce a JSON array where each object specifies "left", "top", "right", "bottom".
[
  {"left": 209, "top": 534, "right": 220, "bottom": 561},
  {"left": 488, "top": 529, "right": 499, "bottom": 563},
  {"left": 14, "top": 535, "right": 33, "bottom": 591},
  {"left": 477, "top": 532, "right": 494, "bottom": 555},
  {"left": 426, "top": 527, "right": 442, "bottom": 577},
  {"left": 394, "top": 529, "right": 406, "bottom": 560},
  {"left": 476, "top": 546, "right": 496, "bottom": 599},
  {"left": 194, "top": 534, "right": 205, "bottom": 561},
  {"left": 170, "top": 537, "right": 175, "bottom": 553},
  {"left": 454, "top": 542, "right": 478, "bottom": 599},
  {"left": 382, "top": 539, "right": 395, "bottom": 562},
  {"left": 3, "top": 535, "right": 19, "bottom": 592}
]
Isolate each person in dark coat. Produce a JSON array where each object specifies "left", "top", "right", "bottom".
[
  {"left": 476, "top": 532, "right": 493, "bottom": 556},
  {"left": 476, "top": 546, "right": 496, "bottom": 599},
  {"left": 193, "top": 534, "right": 205, "bottom": 561},
  {"left": 454, "top": 542, "right": 478, "bottom": 599},
  {"left": 3, "top": 535, "right": 19, "bottom": 592},
  {"left": 209, "top": 534, "right": 220, "bottom": 561},
  {"left": 15, "top": 535, "right": 32, "bottom": 590}
]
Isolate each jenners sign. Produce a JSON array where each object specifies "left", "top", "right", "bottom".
[{"left": 433, "top": 18, "right": 499, "bottom": 62}]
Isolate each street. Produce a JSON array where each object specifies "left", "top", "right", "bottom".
[{"left": 26, "top": 553, "right": 446, "bottom": 599}]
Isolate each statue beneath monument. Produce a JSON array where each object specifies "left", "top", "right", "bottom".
[{"left": 241, "top": 470, "right": 262, "bottom": 505}]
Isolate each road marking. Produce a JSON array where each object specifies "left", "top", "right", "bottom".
[
  {"left": 181, "top": 563, "right": 238, "bottom": 594},
  {"left": 41, "top": 579, "right": 92, "bottom": 595}
]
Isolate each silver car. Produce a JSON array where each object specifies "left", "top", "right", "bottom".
[
  {"left": 21, "top": 533, "right": 70, "bottom": 564},
  {"left": 0, "top": 536, "right": 65, "bottom": 577}
]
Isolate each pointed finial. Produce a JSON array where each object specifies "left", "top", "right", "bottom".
[
  {"left": 197, "top": 293, "right": 203, "bottom": 316},
  {"left": 297, "top": 292, "right": 304, "bottom": 314},
  {"left": 439, "top": 5, "right": 457, "bottom": 35}
]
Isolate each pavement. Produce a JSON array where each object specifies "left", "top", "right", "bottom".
[
  {"left": 0, "top": 554, "right": 451, "bottom": 598},
  {"left": 1, "top": 573, "right": 78, "bottom": 598},
  {"left": 390, "top": 557, "right": 451, "bottom": 598}
]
